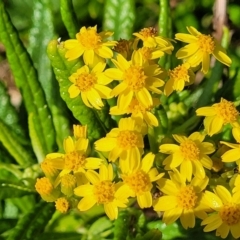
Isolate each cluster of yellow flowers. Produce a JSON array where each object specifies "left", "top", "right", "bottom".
[{"left": 35, "top": 25, "right": 240, "bottom": 239}]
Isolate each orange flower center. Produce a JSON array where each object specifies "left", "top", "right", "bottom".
[
  {"left": 94, "top": 180, "right": 115, "bottom": 204},
  {"left": 64, "top": 151, "right": 86, "bottom": 171},
  {"left": 117, "top": 130, "right": 141, "bottom": 149},
  {"left": 214, "top": 99, "right": 239, "bottom": 124},
  {"left": 35, "top": 177, "right": 53, "bottom": 195},
  {"left": 123, "top": 170, "right": 151, "bottom": 194},
  {"left": 177, "top": 185, "right": 198, "bottom": 210},
  {"left": 75, "top": 72, "right": 97, "bottom": 92},
  {"left": 139, "top": 27, "right": 157, "bottom": 39},
  {"left": 197, "top": 34, "right": 215, "bottom": 54},
  {"left": 169, "top": 64, "right": 190, "bottom": 83},
  {"left": 180, "top": 140, "right": 200, "bottom": 161},
  {"left": 127, "top": 98, "right": 146, "bottom": 115},
  {"left": 55, "top": 197, "right": 70, "bottom": 213},
  {"left": 219, "top": 203, "right": 240, "bottom": 225},
  {"left": 123, "top": 66, "right": 146, "bottom": 91},
  {"left": 77, "top": 27, "right": 102, "bottom": 49}
]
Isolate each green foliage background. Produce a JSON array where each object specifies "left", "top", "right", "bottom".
[{"left": 0, "top": 0, "right": 240, "bottom": 239}]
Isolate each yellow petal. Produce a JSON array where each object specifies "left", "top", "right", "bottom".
[
  {"left": 213, "top": 43, "right": 232, "bottom": 67},
  {"left": 137, "top": 191, "right": 152, "bottom": 208},
  {"left": 104, "top": 202, "right": 118, "bottom": 220},
  {"left": 135, "top": 88, "right": 153, "bottom": 108},
  {"left": 74, "top": 184, "right": 94, "bottom": 197},
  {"left": 163, "top": 207, "right": 182, "bottom": 224},
  {"left": 104, "top": 68, "right": 123, "bottom": 80},
  {"left": 201, "top": 52, "right": 210, "bottom": 74},
  {"left": 68, "top": 84, "right": 80, "bottom": 98},
  {"left": 85, "top": 157, "right": 102, "bottom": 169},
  {"left": 230, "top": 223, "right": 240, "bottom": 239},
  {"left": 83, "top": 49, "right": 94, "bottom": 65},
  {"left": 221, "top": 149, "right": 240, "bottom": 162},
  {"left": 159, "top": 144, "right": 179, "bottom": 154},
  {"left": 94, "top": 84, "right": 112, "bottom": 99},
  {"left": 153, "top": 196, "right": 177, "bottom": 211},
  {"left": 199, "top": 142, "right": 215, "bottom": 154},
  {"left": 141, "top": 153, "right": 155, "bottom": 173},
  {"left": 214, "top": 185, "right": 232, "bottom": 204},
  {"left": 86, "top": 170, "right": 100, "bottom": 184},
  {"left": 203, "top": 191, "right": 222, "bottom": 210},
  {"left": 180, "top": 160, "right": 192, "bottom": 182},
  {"left": 200, "top": 155, "right": 213, "bottom": 169},
  {"left": 175, "top": 33, "right": 198, "bottom": 43},
  {"left": 196, "top": 107, "right": 216, "bottom": 116},
  {"left": 97, "top": 46, "right": 113, "bottom": 59},
  {"left": 95, "top": 138, "right": 116, "bottom": 151},
  {"left": 78, "top": 195, "right": 96, "bottom": 211},
  {"left": 202, "top": 214, "right": 222, "bottom": 232},
  {"left": 157, "top": 178, "right": 178, "bottom": 195},
  {"left": 180, "top": 210, "right": 195, "bottom": 229},
  {"left": 117, "top": 89, "right": 133, "bottom": 109},
  {"left": 63, "top": 136, "right": 75, "bottom": 153}
]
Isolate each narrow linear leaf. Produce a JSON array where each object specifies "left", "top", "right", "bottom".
[
  {"left": 60, "top": 0, "right": 79, "bottom": 39},
  {"left": 34, "top": 232, "right": 82, "bottom": 240},
  {"left": 0, "top": 119, "right": 35, "bottom": 166},
  {"left": 28, "top": 0, "right": 71, "bottom": 151},
  {"left": 6, "top": 201, "right": 55, "bottom": 240},
  {"left": 0, "top": 1, "right": 56, "bottom": 156},
  {"left": 0, "top": 81, "right": 25, "bottom": 138},
  {"left": 47, "top": 40, "right": 106, "bottom": 141},
  {"left": 103, "top": 0, "right": 135, "bottom": 40},
  {"left": 0, "top": 180, "right": 35, "bottom": 199},
  {"left": 0, "top": 163, "right": 23, "bottom": 179}
]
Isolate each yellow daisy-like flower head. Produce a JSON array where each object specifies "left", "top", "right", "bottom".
[
  {"left": 105, "top": 51, "right": 165, "bottom": 109},
  {"left": 164, "top": 62, "right": 195, "bottom": 96},
  {"left": 196, "top": 98, "right": 239, "bottom": 136},
  {"left": 153, "top": 169, "right": 209, "bottom": 229},
  {"left": 133, "top": 27, "right": 174, "bottom": 52},
  {"left": 175, "top": 26, "right": 232, "bottom": 74},
  {"left": 46, "top": 136, "right": 102, "bottom": 187},
  {"left": 74, "top": 164, "right": 129, "bottom": 220},
  {"left": 110, "top": 97, "right": 160, "bottom": 127},
  {"left": 159, "top": 132, "right": 215, "bottom": 181},
  {"left": 64, "top": 26, "right": 117, "bottom": 65},
  {"left": 35, "top": 177, "right": 60, "bottom": 202},
  {"left": 118, "top": 152, "right": 164, "bottom": 208},
  {"left": 201, "top": 185, "right": 240, "bottom": 239},
  {"left": 94, "top": 117, "right": 144, "bottom": 164},
  {"left": 68, "top": 62, "right": 113, "bottom": 110},
  {"left": 55, "top": 197, "right": 70, "bottom": 213}
]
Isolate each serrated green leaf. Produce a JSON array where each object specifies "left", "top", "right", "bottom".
[
  {"left": 47, "top": 40, "right": 106, "bottom": 142},
  {"left": 6, "top": 201, "right": 55, "bottom": 240},
  {"left": 60, "top": 0, "right": 79, "bottom": 39},
  {"left": 0, "top": 1, "right": 56, "bottom": 157},
  {"left": 103, "top": 0, "right": 135, "bottom": 40},
  {"left": 0, "top": 119, "right": 35, "bottom": 166},
  {"left": 0, "top": 180, "right": 35, "bottom": 199}
]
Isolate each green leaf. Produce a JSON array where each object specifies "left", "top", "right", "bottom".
[
  {"left": 6, "top": 201, "right": 55, "bottom": 240},
  {"left": 0, "top": 1, "right": 56, "bottom": 157},
  {"left": 0, "top": 81, "right": 25, "bottom": 138},
  {"left": 113, "top": 210, "right": 131, "bottom": 240},
  {"left": 47, "top": 40, "right": 106, "bottom": 142},
  {"left": 0, "top": 180, "right": 35, "bottom": 199},
  {"left": 34, "top": 232, "right": 82, "bottom": 240},
  {"left": 0, "top": 219, "right": 17, "bottom": 234},
  {"left": 0, "top": 119, "right": 35, "bottom": 166},
  {"left": 136, "top": 229, "right": 162, "bottom": 240},
  {"left": 60, "top": 0, "right": 79, "bottom": 39},
  {"left": 28, "top": 0, "right": 71, "bottom": 151},
  {"left": 0, "top": 163, "right": 23, "bottom": 179},
  {"left": 88, "top": 216, "right": 113, "bottom": 235},
  {"left": 103, "top": 0, "right": 135, "bottom": 40}
]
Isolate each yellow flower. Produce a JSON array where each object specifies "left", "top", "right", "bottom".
[
  {"left": 64, "top": 26, "right": 117, "bottom": 65},
  {"left": 46, "top": 136, "right": 102, "bottom": 187},
  {"left": 118, "top": 153, "right": 164, "bottom": 208},
  {"left": 133, "top": 27, "right": 174, "bottom": 52},
  {"left": 105, "top": 51, "right": 165, "bottom": 109},
  {"left": 201, "top": 186, "right": 240, "bottom": 239},
  {"left": 153, "top": 169, "right": 209, "bottom": 229},
  {"left": 164, "top": 63, "right": 195, "bottom": 96},
  {"left": 175, "top": 26, "right": 232, "bottom": 74},
  {"left": 220, "top": 132, "right": 240, "bottom": 163},
  {"left": 74, "top": 164, "right": 129, "bottom": 220},
  {"left": 196, "top": 98, "right": 239, "bottom": 136},
  {"left": 94, "top": 117, "right": 144, "bottom": 164},
  {"left": 73, "top": 125, "right": 87, "bottom": 139},
  {"left": 35, "top": 177, "right": 60, "bottom": 202},
  {"left": 55, "top": 197, "right": 70, "bottom": 213},
  {"left": 110, "top": 97, "right": 160, "bottom": 127},
  {"left": 68, "top": 62, "right": 113, "bottom": 110},
  {"left": 113, "top": 38, "right": 133, "bottom": 60},
  {"left": 159, "top": 132, "right": 215, "bottom": 181}
]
